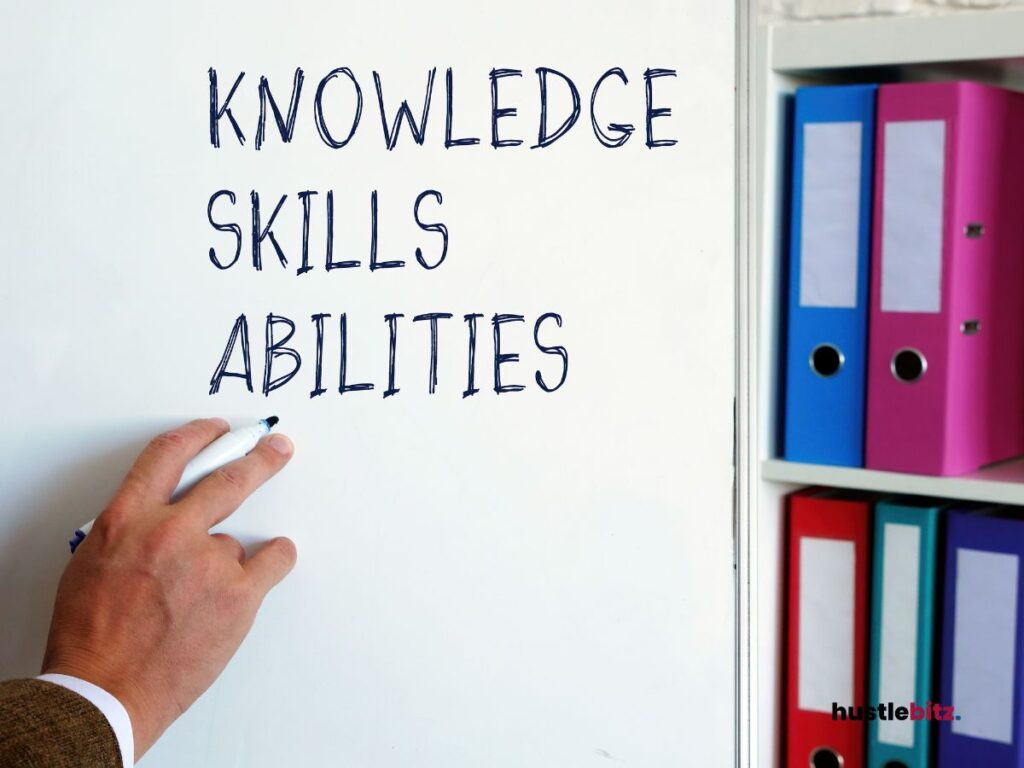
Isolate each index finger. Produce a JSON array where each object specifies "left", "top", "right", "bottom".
[{"left": 120, "top": 418, "right": 230, "bottom": 503}]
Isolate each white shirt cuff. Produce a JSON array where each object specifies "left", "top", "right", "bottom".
[{"left": 37, "top": 673, "right": 134, "bottom": 767}]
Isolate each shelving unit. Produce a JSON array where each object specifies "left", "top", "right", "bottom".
[{"left": 737, "top": 6, "right": 1024, "bottom": 767}]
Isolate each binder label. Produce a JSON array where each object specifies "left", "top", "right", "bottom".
[
  {"left": 799, "top": 121, "right": 863, "bottom": 309},
  {"left": 878, "top": 523, "right": 920, "bottom": 747},
  {"left": 951, "top": 547, "right": 1019, "bottom": 744},
  {"left": 881, "top": 120, "right": 945, "bottom": 314},
  {"left": 799, "top": 536, "right": 855, "bottom": 712}
]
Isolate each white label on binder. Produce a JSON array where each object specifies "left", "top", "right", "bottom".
[
  {"left": 799, "top": 537, "right": 855, "bottom": 712},
  {"left": 881, "top": 120, "right": 945, "bottom": 313},
  {"left": 878, "top": 523, "right": 920, "bottom": 748},
  {"left": 799, "top": 121, "right": 863, "bottom": 309},
  {"left": 952, "top": 548, "right": 1019, "bottom": 744}
]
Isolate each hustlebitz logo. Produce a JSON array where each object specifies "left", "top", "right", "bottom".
[{"left": 832, "top": 702, "right": 961, "bottom": 721}]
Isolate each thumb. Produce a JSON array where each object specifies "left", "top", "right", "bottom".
[{"left": 245, "top": 536, "right": 297, "bottom": 598}]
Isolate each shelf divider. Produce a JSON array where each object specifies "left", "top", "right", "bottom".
[
  {"left": 762, "top": 457, "right": 1024, "bottom": 505},
  {"left": 771, "top": 8, "right": 1024, "bottom": 72}
]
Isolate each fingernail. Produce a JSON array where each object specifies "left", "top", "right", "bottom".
[
  {"left": 266, "top": 434, "right": 293, "bottom": 456},
  {"left": 210, "top": 417, "right": 230, "bottom": 431}
]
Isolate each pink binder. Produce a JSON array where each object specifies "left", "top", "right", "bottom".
[{"left": 865, "top": 82, "right": 1024, "bottom": 476}]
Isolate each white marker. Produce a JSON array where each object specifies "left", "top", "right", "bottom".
[{"left": 69, "top": 416, "right": 280, "bottom": 553}]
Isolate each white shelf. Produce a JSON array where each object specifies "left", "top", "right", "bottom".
[
  {"left": 771, "top": 7, "right": 1024, "bottom": 71},
  {"left": 762, "top": 458, "right": 1024, "bottom": 505}
]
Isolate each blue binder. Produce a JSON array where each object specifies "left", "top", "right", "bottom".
[
  {"left": 868, "top": 498, "right": 944, "bottom": 768},
  {"left": 938, "top": 508, "right": 1024, "bottom": 767},
  {"left": 782, "top": 84, "right": 877, "bottom": 466}
]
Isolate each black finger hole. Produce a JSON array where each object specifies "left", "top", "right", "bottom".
[
  {"left": 891, "top": 348, "right": 926, "bottom": 383},
  {"left": 810, "top": 748, "right": 842, "bottom": 768},
  {"left": 810, "top": 344, "right": 843, "bottom": 378}
]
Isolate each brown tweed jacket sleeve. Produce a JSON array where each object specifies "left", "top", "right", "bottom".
[{"left": 0, "top": 679, "right": 121, "bottom": 767}]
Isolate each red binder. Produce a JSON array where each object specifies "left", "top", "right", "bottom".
[{"left": 786, "top": 489, "right": 871, "bottom": 768}]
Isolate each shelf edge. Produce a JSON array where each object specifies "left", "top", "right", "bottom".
[
  {"left": 770, "top": 9, "right": 1024, "bottom": 71},
  {"left": 761, "top": 458, "right": 1024, "bottom": 505}
]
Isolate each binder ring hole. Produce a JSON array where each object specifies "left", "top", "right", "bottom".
[
  {"left": 882, "top": 762, "right": 908, "bottom": 768},
  {"left": 965, "top": 222, "right": 985, "bottom": 239},
  {"left": 809, "top": 344, "right": 843, "bottom": 378},
  {"left": 961, "top": 320, "right": 981, "bottom": 335},
  {"left": 891, "top": 348, "right": 926, "bottom": 383},
  {"left": 810, "top": 747, "right": 843, "bottom": 768}
]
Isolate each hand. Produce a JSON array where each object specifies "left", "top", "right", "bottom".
[{"left": 41, "top": 418, "right": 297, "bottom": 759}]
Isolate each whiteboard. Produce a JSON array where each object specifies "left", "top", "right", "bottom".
[{"left": 0, "top": 1, "right": 736, "bottom": 765}]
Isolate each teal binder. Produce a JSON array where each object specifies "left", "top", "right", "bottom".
[{"left": 868, "top": 499, "right": 944, "bottom": 768}]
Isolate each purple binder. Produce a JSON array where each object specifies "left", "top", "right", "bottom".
[{"left": 939, "top": 508, "right": 1024, "bottom": 767}]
